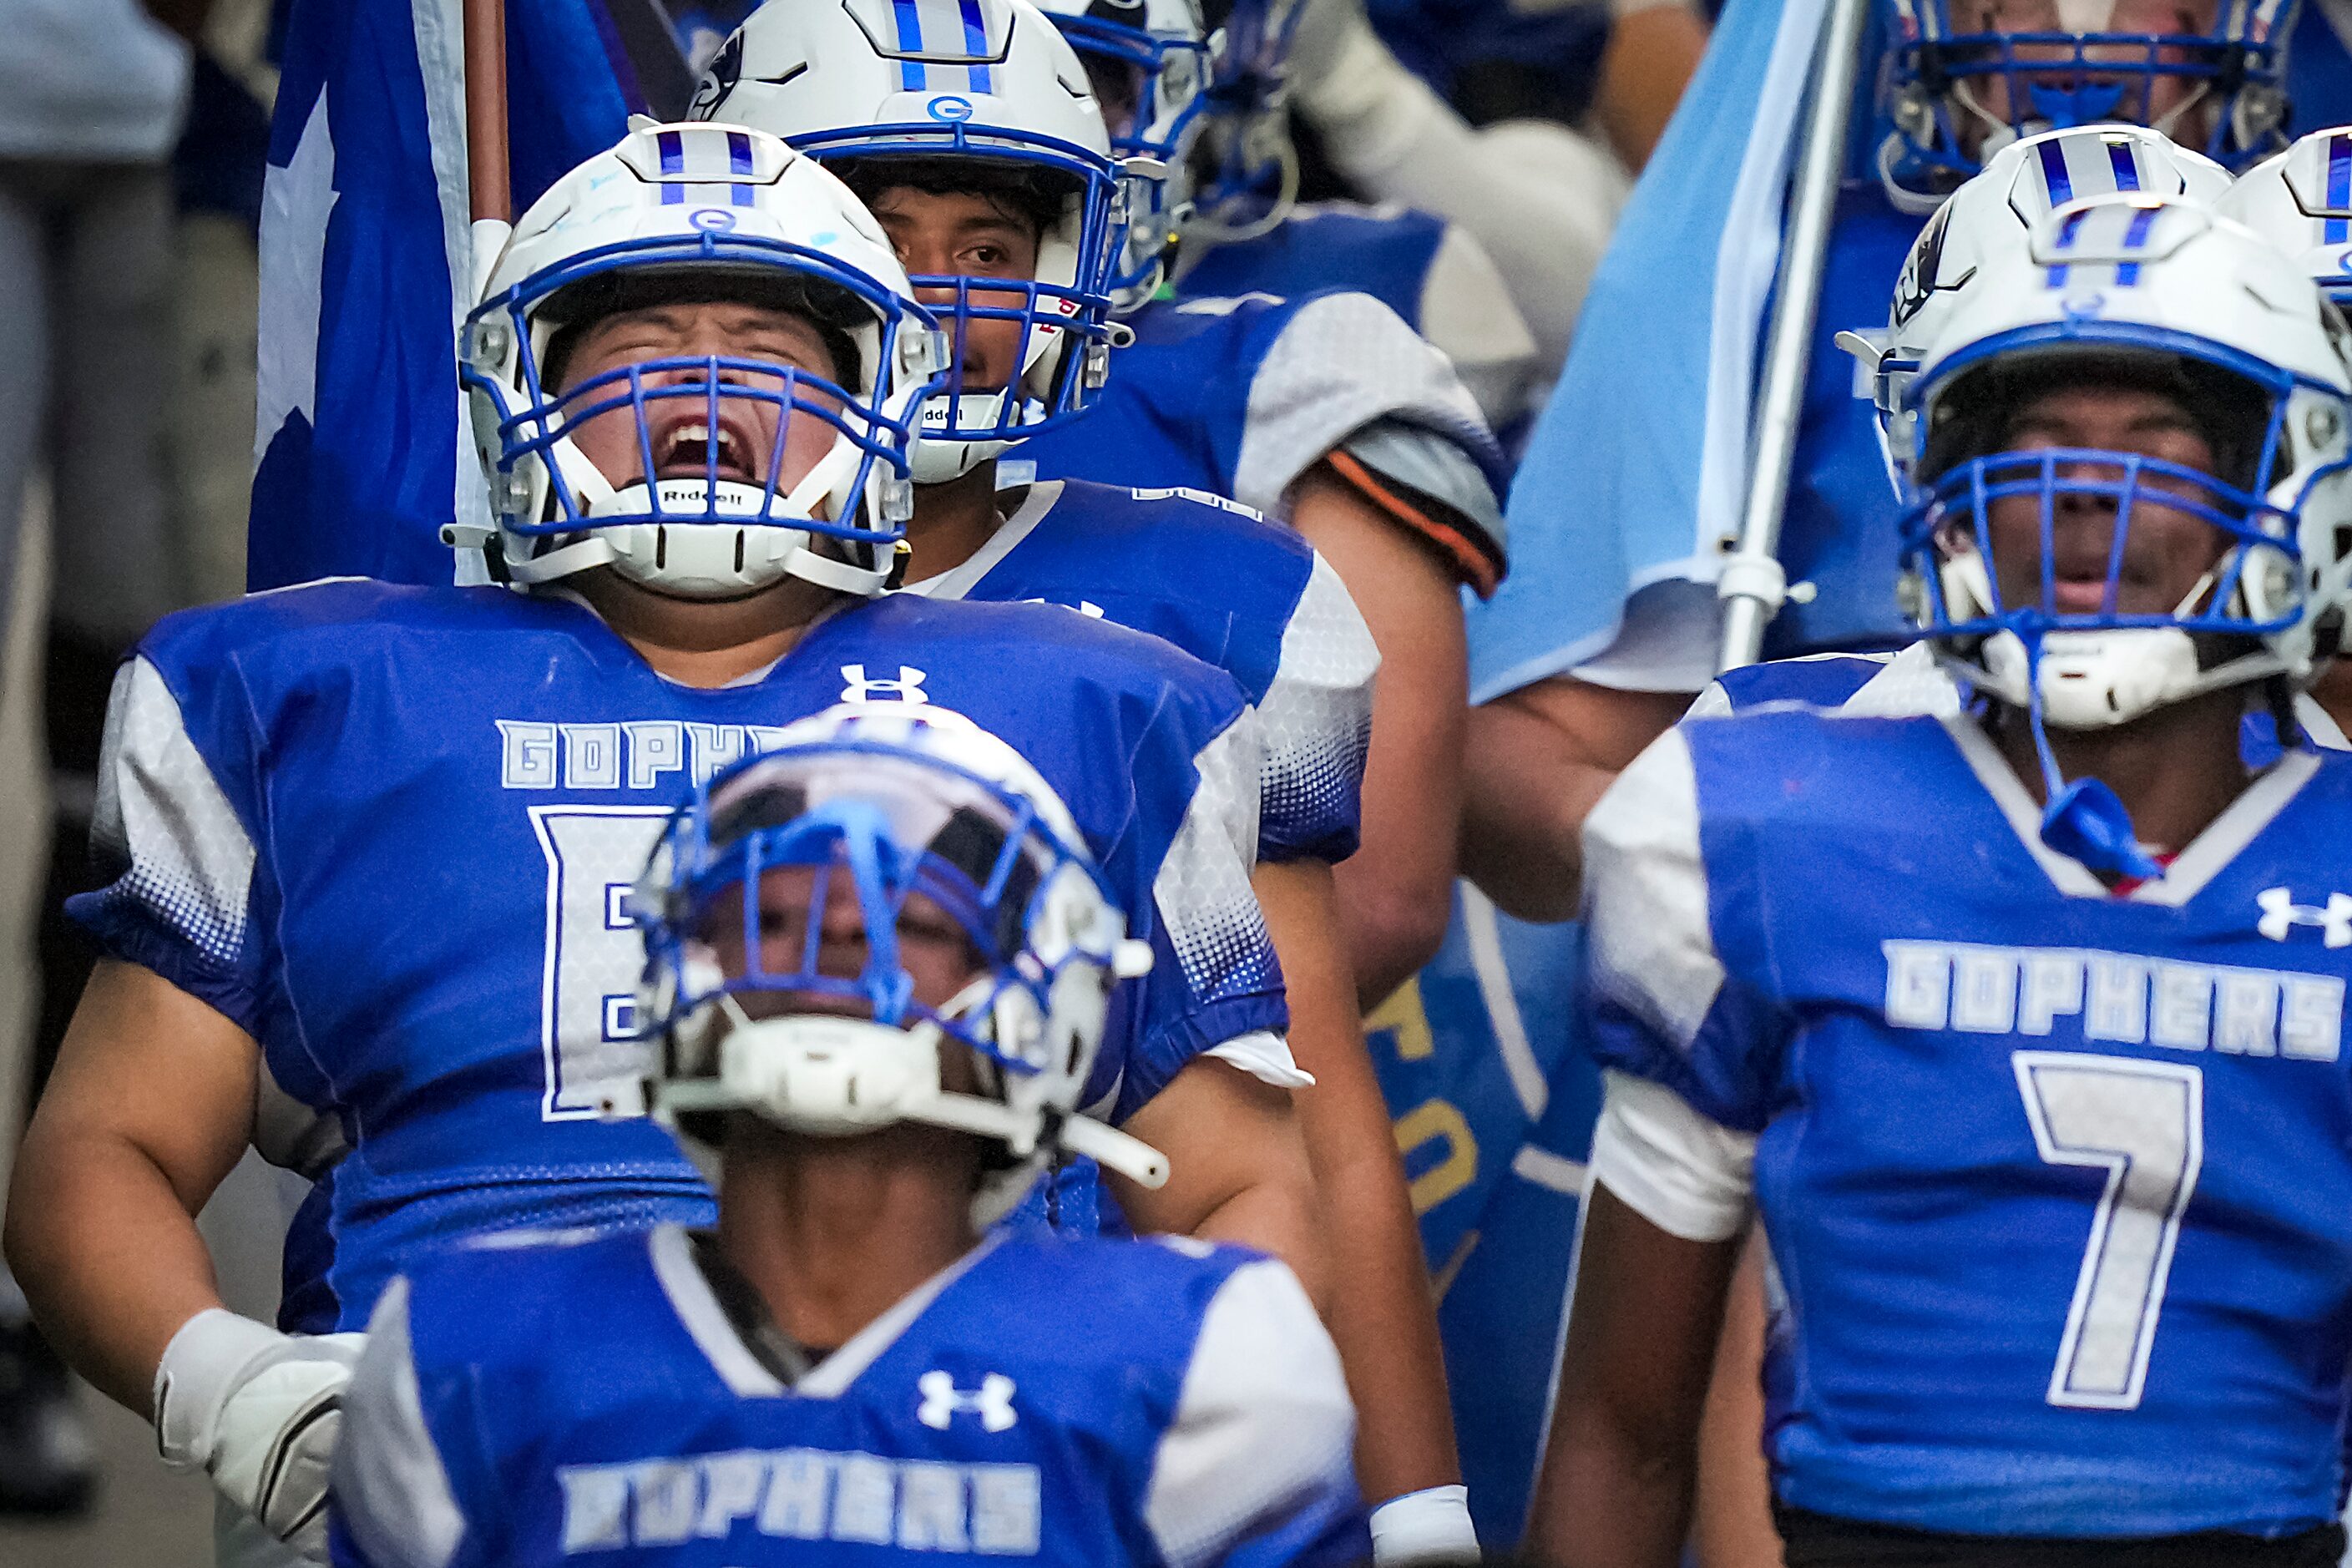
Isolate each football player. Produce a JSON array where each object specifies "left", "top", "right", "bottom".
[
  {"left": 328, "top": 706, "right": 1365, "bottom": 1568},
  {"left": 1463, "top": 0, "right": 2305, "bottom": 921},
  {"left": 690, "top": 7, "right": 1474, "bottom": 1558},
  {"left": 3, "top": 123, "right": 1318, "bottom": 1565},
  {"left": 1532, "top": 194, "right": 2352, "bottom": 1566}
]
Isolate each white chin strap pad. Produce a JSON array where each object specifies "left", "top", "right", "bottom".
[{"left": 1980, "top": 626, "right": 2208, "bottom": 728}]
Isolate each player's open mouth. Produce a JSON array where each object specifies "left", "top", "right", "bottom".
[{"left": 650, "top": 413, "right": 761, "bottom": 485}]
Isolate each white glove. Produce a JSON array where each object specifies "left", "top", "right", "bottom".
[
  {"left": 153, "top": 1308, "right": 367, "bottom": 1561},
  {"left": 1369, "top": 1484, "right": 1480, "bottom": 1565}
]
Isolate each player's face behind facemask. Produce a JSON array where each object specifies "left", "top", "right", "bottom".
[
  {"left": 634, "top": 711, "right": 1165, "bottom": 1226},
  {"left": 1936, "top": 357, "right": 2249, "bottom": 620},
  {"left": 1880, "top": 0, "right": 2291, "bottom": 207},
  {"left": 836, "top": 159, "right": 1062, "bottom": 421},
  {"left": 465, "top": 122, "right": 944, "bottom": 601},
  {"left": 544, "top": 286, "right": 856, "bottom": 554}
]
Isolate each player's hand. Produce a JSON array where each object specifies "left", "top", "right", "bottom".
[{"left": 154, "top": 1308, "right": 369, "bottom": 1560}]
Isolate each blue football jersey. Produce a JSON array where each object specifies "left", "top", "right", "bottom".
[
  {"left": 1019, "top": 288, "right": 1508, "bottom": 591},
  {"left": 330, "top": 1227, "right": 1365, "bottom": 1567},
  {"left": 70, "top": 584, "right": 1285, "bottom": 1334},
  {"left": 907, "top": 478, "right": 1377, "bottom": 866},
  {"left": 1582, "top": 708, "right": 2352, "bottom": 1536}
]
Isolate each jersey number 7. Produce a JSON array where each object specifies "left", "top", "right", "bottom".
[{"left": 2011, "top": 1052, "right": 2205, "bottom": 1412}]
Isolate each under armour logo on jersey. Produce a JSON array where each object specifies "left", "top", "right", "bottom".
[
  {"left": 916, "top": 1371, "right": 1017, "bottom": 1432},
  {"left": 840, "top": 664, "right": 929, "bottom": 705},
  {"left": 2257, "top": 887, "right": 2352, "bottom": 947}
]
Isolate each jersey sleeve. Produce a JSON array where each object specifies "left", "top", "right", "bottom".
[
  {"left": 1587, "top": 1069, "right": 1756, "bottom": 1242},
  {"left": 330, "top": 1278, "right": 477, "bottom": 1568},
  {"left": 1234, "top": 291, "right": 1510, "bottom": 594},
  {"left": 1578, "top": 727, "right": 1787, "bottom": 1135},
  {"left": 1144, "top": 1258, "right": 1366, "bottom": 1568},
  {"left": 1256, "top": 553, "right": 1378, "bottom": 865},
  {"left": 66, "top": 652, "right": 274, "bottom": 1035},
  {"left": 1113, "top": 709, "right": 1292, "bottom": 1122}
]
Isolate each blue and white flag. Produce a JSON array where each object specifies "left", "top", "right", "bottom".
[
  {"left": 1463, "top": 0, "right": 1850, "bottom": 703},
  {"left": 251, "top": 0, "right": 673, "bottom": 589}
]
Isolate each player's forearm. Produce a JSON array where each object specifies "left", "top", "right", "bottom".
[
  {"left": 1525, "top": 1414, "right": 1700, "bottom": 1568},
  {"left": 1315, "top": 1137, "right": 1461, "bottom": 1504},
  {"left": 1255, "top": 860, "right": 1462, "bottom": 1500},
  {"left": 1333, "top": 849, "right": 1453, "bottom": 1011},
  {"left": 4, "top": 1125, "right": 230, "bottom": 1415}
]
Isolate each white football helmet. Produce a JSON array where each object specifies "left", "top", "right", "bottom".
[
  {"left": 1034, "top": 0, "right": 1211, "bottom": 307},
  {"left": 691, "top": 0, "right": 1124, "bottom": 484},
  {"left": 465, "top": 122, "right": 947, "bottom": 597},
  {"left": 2218, "top": 125, "right": 2352, "bottom": 306},
  {"left": 635, "top": 703, "right": 1165, "bottom": 1227},
  {"left": 1888, "top": 194, "right": 2352, "bottom": 736},
  {"left": 1865, "top": 125, "right": 2232, "bottom": 480}
]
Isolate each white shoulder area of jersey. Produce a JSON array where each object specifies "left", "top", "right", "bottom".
[
  {"left": 1588, "top": 1068, "right": 1757, "bottom": 1243},
  {"left": 1581, "top": 726, "right": 1724, "bottom": 1055},
  {"left": 1232, "top": 289, "right": 1488, "bottom": 516},
  {"left": 1257, "top": 553, "right": 1378, "bottom": 798},
  {"left": 1838, "top": 641, "right": 1962, "bottom": 719},
  {"left": 1144, "top": 1257, "right": 1356, "bottom": 1568},
  {"left": 92, "top": 655, "right": 258, "bottom": 965},
  {"left": 334, "top": 1277, "right": 469, "bottom": 1568},
  {"left": 1152, "top": 708, "right": 1271, "bottom": 995}
]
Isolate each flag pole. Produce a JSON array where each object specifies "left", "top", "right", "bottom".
[
  {"left": 1713, "top": 0, "right": 1871, "bottom": 674},
  {"left": 463, "top": 0, "right": 513, "bottom": 290}
]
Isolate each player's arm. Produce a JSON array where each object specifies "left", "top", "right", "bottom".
[
  {"left": 1113, "top": 1059, "right": 1327, "bottom": 1308},
  {"left": 1526, "top": 728, "right": 1767, "bottom": 1566},
  {"left": 1143, "top": 1257, "right": 1366, "bottom": 1568},
  {"left": 5, "top": 958, "right": 256, "bottom": 1414},
  {"left": 8, "top": 652, "right": 362, "bottom": 1556},
  {"left": 1528, "top": 1179, "right": 1743, "bottom": 1568},
  {"left": 1255, "top": 857, "right": 1466, "bottom": 1534},
  {"left": 1287, "top": 463, "right": 1466, "bottom": 1009},
  {"left": 1460, "top": 675, "right": 1694, "bottom": 921},
  {"left": 1593, "top": 3, "right": 1710, "bottom": 171}
]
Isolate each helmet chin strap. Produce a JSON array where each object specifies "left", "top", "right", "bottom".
[
  {"left": 674, "top": 1006, "right": 1170, "bottom": 1200},
  {"left": 2016, "top": 625, "right": 2165, "bottom": 883}
]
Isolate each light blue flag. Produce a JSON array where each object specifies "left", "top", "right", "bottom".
[
  {"left": 1463, "top": 0, "right": 1844, "bottom": 703},
  {"left": 250, "top": 0, "right": 666, "bottom": 590}
]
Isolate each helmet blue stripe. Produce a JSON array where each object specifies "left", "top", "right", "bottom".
[
  {"left": 2107, "top": 139, "right": 2141, "bottom": 191},
  {"left": 2113, "top": 202, "right": 2161, "bottom": 286},
  {"left": 2328, "top": 132, "right": 2352, "bottom": 247},
  {"left": 2037, "top": 137, "right": 2075, "bottom": 205},
  {"left": 726, "top": 130, "right": 753, "bottom": 175},
  {"left": 657, "top": 129, "right": 684, "bottom": 175},
  {"left": 960, "top": 0, "right": 993, "bottom": 93},
  {"left": 893, "top": 0, "right": 928, "bottom": 89}
]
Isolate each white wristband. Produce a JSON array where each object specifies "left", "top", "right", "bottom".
[
  {"left": 153, "top": 1308, "right": 286, "bottom": 1469},
  {"left": 1369, "top": 1484, "right": 1479, "bottom": 1565}
]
